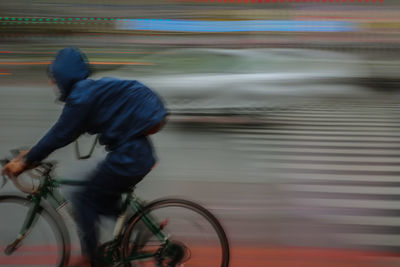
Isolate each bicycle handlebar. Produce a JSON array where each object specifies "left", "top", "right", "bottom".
[
  {"left": 1, "top": 145, "right": 93, "bottom": 193},
  {"left": 0, "top": 151, "right": 57, "bottom": 193}
]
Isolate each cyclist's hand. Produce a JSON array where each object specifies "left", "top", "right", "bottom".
[
  {"left": 1, "top": 158, "right": 29, "bottom": 179},
  {"left": 15, "top": 150, "right": 29, "bottom": 161}
]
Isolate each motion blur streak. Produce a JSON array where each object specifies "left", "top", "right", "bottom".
[
  {"left": 117, "top": 19, "right": 357, "bottom": 32},
  {"left": 0, "top": 0, "right": 400, "bottom": 266},
  {"left": 0, "top": 62, "right": 153, "bottom": 65}
]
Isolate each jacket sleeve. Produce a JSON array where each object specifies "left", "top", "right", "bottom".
[{"left": 25, "top": 101, "right": 89, "bottom": 164}]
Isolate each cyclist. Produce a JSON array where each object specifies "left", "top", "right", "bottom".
[{"left": 1, "top": 47, "right": 168, "bottom": 267}]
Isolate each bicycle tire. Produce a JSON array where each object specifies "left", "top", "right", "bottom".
[
  {"left": 121, "top": 198, "right": 230, "bottom": 267},
  {"left": 0, "top": 195, "right": 70, "bottom": 267}
]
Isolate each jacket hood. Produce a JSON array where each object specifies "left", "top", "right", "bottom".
[{"left": 49, "top": 47, "right": 90, "bottom": 102}]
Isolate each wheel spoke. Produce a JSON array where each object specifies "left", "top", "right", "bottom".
[{"left": 121, "top": 199, "right": 229, "bottom": 267}]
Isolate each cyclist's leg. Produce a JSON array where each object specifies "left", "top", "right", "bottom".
[
  {"left": 69, "top": 177, "right": 100, "bottom": 260},
  {"left": 69, "top": 165, "right": 144, "bottom": 261},
  {"left": 89, "top": 168, "right": 145, "bottom": 218}
]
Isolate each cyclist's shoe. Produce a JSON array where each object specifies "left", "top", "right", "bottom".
[{"left": 94, "top": 241, "right": 122, "bottom": 267}]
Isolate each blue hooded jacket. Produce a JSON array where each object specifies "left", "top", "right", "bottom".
[{"left": 25, "top": 47, "right": 168, "bottom": 177}]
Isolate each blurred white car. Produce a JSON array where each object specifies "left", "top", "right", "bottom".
[{"left": 96, "top": 48, "right": 370, "bottom": 113}]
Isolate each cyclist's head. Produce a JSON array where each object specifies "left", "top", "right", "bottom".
[{"left": 47, "top": 47, "right": 91, "bottom": 102}]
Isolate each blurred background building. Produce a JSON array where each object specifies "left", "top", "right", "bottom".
[{"left": 1, "top": 0, "right": 400, "bottom": 266}]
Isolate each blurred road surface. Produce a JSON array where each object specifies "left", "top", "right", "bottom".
[{"left": 1, "top": 83, "right": 400, "bottom": 266}]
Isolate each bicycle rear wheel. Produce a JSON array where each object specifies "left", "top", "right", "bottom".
[
  {"left": 122, "top": 198, "right": 230, "bottom": 267},
  {"left": 0, "top": 195, "right": 70, "bottom": 267}
]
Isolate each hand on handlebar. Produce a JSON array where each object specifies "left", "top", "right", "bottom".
[{"left": 1, "top": 150, "right": 31, "bottom": 179}]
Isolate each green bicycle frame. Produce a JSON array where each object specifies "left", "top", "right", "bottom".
[{"left": 9, "top": 172, "right": 170, "bottom": 265}]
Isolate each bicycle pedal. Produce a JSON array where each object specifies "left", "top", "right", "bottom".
[{"left": 94, "top": 241, "right": 121, "bottom": 267}]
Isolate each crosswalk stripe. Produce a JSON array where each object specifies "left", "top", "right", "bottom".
[{"left": 216, "top": 96, "right": 400, "bottom": 249}]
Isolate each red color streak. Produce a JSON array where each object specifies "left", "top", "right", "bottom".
[{"left": 1, "top": 245, "right": 400, "bottom": 266}]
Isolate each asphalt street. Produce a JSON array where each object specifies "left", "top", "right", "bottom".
[{"left": 1, "top": 81, "right": 400, "bottom": 266}]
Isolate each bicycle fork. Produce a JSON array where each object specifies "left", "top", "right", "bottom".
[{"left": 4, "top": 195, "right": 42, "bottom": 255}]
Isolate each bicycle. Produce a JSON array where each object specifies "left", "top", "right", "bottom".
[{"left": 0, "top": 147, "right": 230, "bottom": 267}]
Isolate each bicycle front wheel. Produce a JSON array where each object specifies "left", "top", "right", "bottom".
[
  {"left": 0, "top": 195, "right": 70, "bottom": 267},
  {"left": 122, "top": 198, "right": 230, "bottom": 267}
]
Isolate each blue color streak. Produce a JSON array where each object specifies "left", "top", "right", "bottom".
[{"left": 117, "top": 19, "right": 356, "bottom": 33}]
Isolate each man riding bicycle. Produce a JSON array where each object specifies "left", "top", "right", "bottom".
[{"left": 1, "top": 47, "right": 168, "bottom": 267}]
